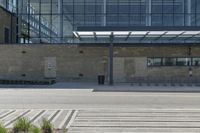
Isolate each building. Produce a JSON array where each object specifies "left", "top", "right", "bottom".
[
  {"left": 1, "top": 0, "right": 200, "bottom": 84},
  {"left": 0, "top": 2, "right": 16, "bottom": 44}
]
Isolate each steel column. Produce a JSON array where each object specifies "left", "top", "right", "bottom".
[
  {"left": 58, "top": 0, "right": 63, "bottom": 43},
  {"left": 187, "top": 0, "right": 191, "bottom": 26},
  {"left": 109, "top": 34, "right": 114, "bottom": 85}
]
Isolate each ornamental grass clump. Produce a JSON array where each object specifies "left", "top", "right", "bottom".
[
  {"left": 0, "top": 123, "right": 8, "bottom": 133},
  {"left": 30, "top": 125, "right": 40, "bottom": 133},
  {"left": 40, "top": 118, "right": 53, "bottom": 133},
  {"left": 13, "top": 117, "right": 31, "bottom": 133}
]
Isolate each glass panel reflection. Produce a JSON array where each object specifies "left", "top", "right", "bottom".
[{"left": 12, "top": 0, "right": 199, "bottom": 44}]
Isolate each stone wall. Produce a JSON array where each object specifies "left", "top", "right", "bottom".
[{"left": 0, "top": 45, "right": 199, "bottom": 83}]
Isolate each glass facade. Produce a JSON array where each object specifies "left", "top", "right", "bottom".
[
  {"left": 147, "top": 57, "right": 200, "bottom": 67},
  {"left": 0, "top": 0, "right": 16, "bottom": 12},
  {"left": 7, "top": 0, "right": 200, "bottom": 44}
]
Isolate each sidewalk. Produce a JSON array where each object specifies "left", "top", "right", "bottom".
[{"left": 0, "top": 82, "right": 200, "bottom": 92}]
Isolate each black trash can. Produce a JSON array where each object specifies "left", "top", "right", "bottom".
[{"left": 98, "top": 75, "right": 105, "bottom": 85}]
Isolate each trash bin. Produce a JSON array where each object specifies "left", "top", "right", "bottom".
[{"left": 98, "top": 75, "right": 105, "bottom": 85}]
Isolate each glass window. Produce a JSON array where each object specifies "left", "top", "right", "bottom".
[
  {"left": 118, "top": 15, "right": 129, "bottom": 26},
  {"left": 85, "top": 3, "right": 95, "bottom": 14},
  {"left": 174, "top": 0, "right": 184, "bottom": 13},
  {"left": 15, "top": 0, "right": 200, "bottom": 44},
  {"left": 148, "top": 58, "right": 198, "bottom": 67},
  {"left": 30, "top": 0, "right": 40, "bottom": 14},
  {"left": 63, "top": 2, "right": 73, "bottom": 14},
  {"left": 119, "top": 2, "right": 129, "bottom": 13},
  {"left": 147, "top": 58, "right": 162, "bottom": 66},
  {"left": 51, "top": 0, "right": 58, "bottom": 14},
  {"left": 174, "top": 14, "right": 184, "bottom": 26},
  {"left": 74, "top": 15, "right": 85, "bottom": 26},
  {"left": 130, "top": 14, "right": 141, "bottom": 26},
  {"left": 130, "top": 2, "right": 141, "bottom": 14},
  {"left": 196, "top": 15, "right": 200, "bottom": 26},
  {"left": 96, "top": 14, "right": 104, "bottom": 26},
  {"left": 197, "top": 0, "right": 200, "bottom": 13},
  {"left": 152, "top": 0, "right": 162, "bottom": 13},
  {"left": 40, "top": 15, "right": 51, "bottom": 38},
  {"left": 193, "top": 58, "right": 200, "bottom": 66},
  {"left": 163, "top": 14, "right": 174, "bottom": 26},
  {"left": 163, "top": 0, "right": 174, "bottom": 13},
  {"left": 96, "top": 3, "right": 103, "bottom": 14},
  {"left": 191, "top": 14, "right": 196, "bottom": 26},
  {"left": 41, "top": 0, "right": 51, "bottom": 14},
  {"left": 191, "top": 0, "right": 196, "bottom": 13},
  {"left": 29, "top": 15, "right": 40, "bottom": 38},
  {"left": 107, "top": 14, "right": 118, "bottom": 26},
  {"left": 85, "top": 15, "right": 96, "bottom": 26},
  {"left": 152, "top": 14, "right": 162, "bottom": 26},
  {"left": 163, "top": 58, "right": 176, "bottom": 66},
  {"left": 74, "top": 3, "right": 84, "bottom": 14},
  {"left": 141, "top": 2, "right": 146, "bottom": 13},
  {"left": 107, "top": 2, "right": 118, "bottom": 14},
  {"left": 177, "top": 58, "right": 191, "bottom": 66}
]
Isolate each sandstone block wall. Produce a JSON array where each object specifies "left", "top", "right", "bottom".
[{"left": 0, "top": 45, "right": 199, "bottom": 83}]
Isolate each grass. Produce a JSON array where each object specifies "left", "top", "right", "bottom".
[
  {"left": 30, "top": 125, "right": 41, "bottom": 133},
  {"left": 41, "top": 118, "right": 53, "bottom": 133},
  {"left": 13, "top": 117, "right": 31, "bottom": 133},
  {"left": 0, "top": 117, "right": 55, "bottom": 133},
  {"left": 0, "top": 123, "right": 8, "bottom": 133}
]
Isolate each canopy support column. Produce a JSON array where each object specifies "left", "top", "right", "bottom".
[{"left": 109, "top": 34, "right": 114, "bottom": 85}]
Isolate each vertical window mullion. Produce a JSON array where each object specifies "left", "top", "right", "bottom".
[
  {"left": 117, "top": 0, "right": 119, "bottom": 26},
  {"left": 39, "top": 0, "right": 41, "bottom": 43},
  {"left": 128, "top": 0, "right": 130, "bottom": 26},
  {"left": 173, "top": 0, "right": 175, "bottom": 26},
  {"left": 84, "top": 0, "right": 85, "bottom": 25},
  {"left": 50, "top": 0, "right": 52, "bottom": 43},
  {"left": 162, "top": 0, "right": 163, "bottom": 26},
  {"left": 28, "top": 0, "right": 30, "bottom": 43}
]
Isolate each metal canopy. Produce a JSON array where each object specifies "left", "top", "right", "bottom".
[{"left": 73, "top": 26, "right": 200, "bottom": 43}]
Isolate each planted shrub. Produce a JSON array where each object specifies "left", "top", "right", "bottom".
[
  {"left": 0, "top": 123, "right": 8, "bottom": 133},
  {"left": 30, "top": 125, "right": 40, "bottom": 133},
  {"left": 13, "top": 117, "right": 31, "bottom": 133},
  {"left": 41, "top": 118, "right": 53, "bottom": 133}
]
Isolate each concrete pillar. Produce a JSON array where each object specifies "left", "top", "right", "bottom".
[
  {"left": 109, "top": 34, "right": 114, "bottom": 85},
  {"left": 58, "top": 0, "right": 63, "bottom": 43}
]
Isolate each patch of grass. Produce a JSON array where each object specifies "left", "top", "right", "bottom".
[
  {"left": 13, "top": 117, "right": 31, "bottom": 133},
  {"left": 41, "top": 118, "right": 53, "bottom": 133},
  {"left": 0, "top": 123, "right": 8, "bottom": 133}
]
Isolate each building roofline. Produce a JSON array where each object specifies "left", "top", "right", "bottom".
[{"left": 77, "top": 26, "right": 200, "bottom": 32}]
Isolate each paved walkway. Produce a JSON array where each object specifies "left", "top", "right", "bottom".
[
  {"left": 1, "top": 109, "right": 200, "bottom": 132},
  {"left": 0, "top": 85, "right": 200, "bottom": 132},
  {"left": 69, "top": 109, "right": 200, "bottom": 133},
  {"left": 0, "top": 109, "right": 73, "bottom": 130},
  {"left": 1, "top": 82, "right": 200, "bottom": 92}
]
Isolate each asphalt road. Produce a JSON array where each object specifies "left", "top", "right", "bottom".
[{"left": 0, "top": 88, "right": 200, "bottom": 109}]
